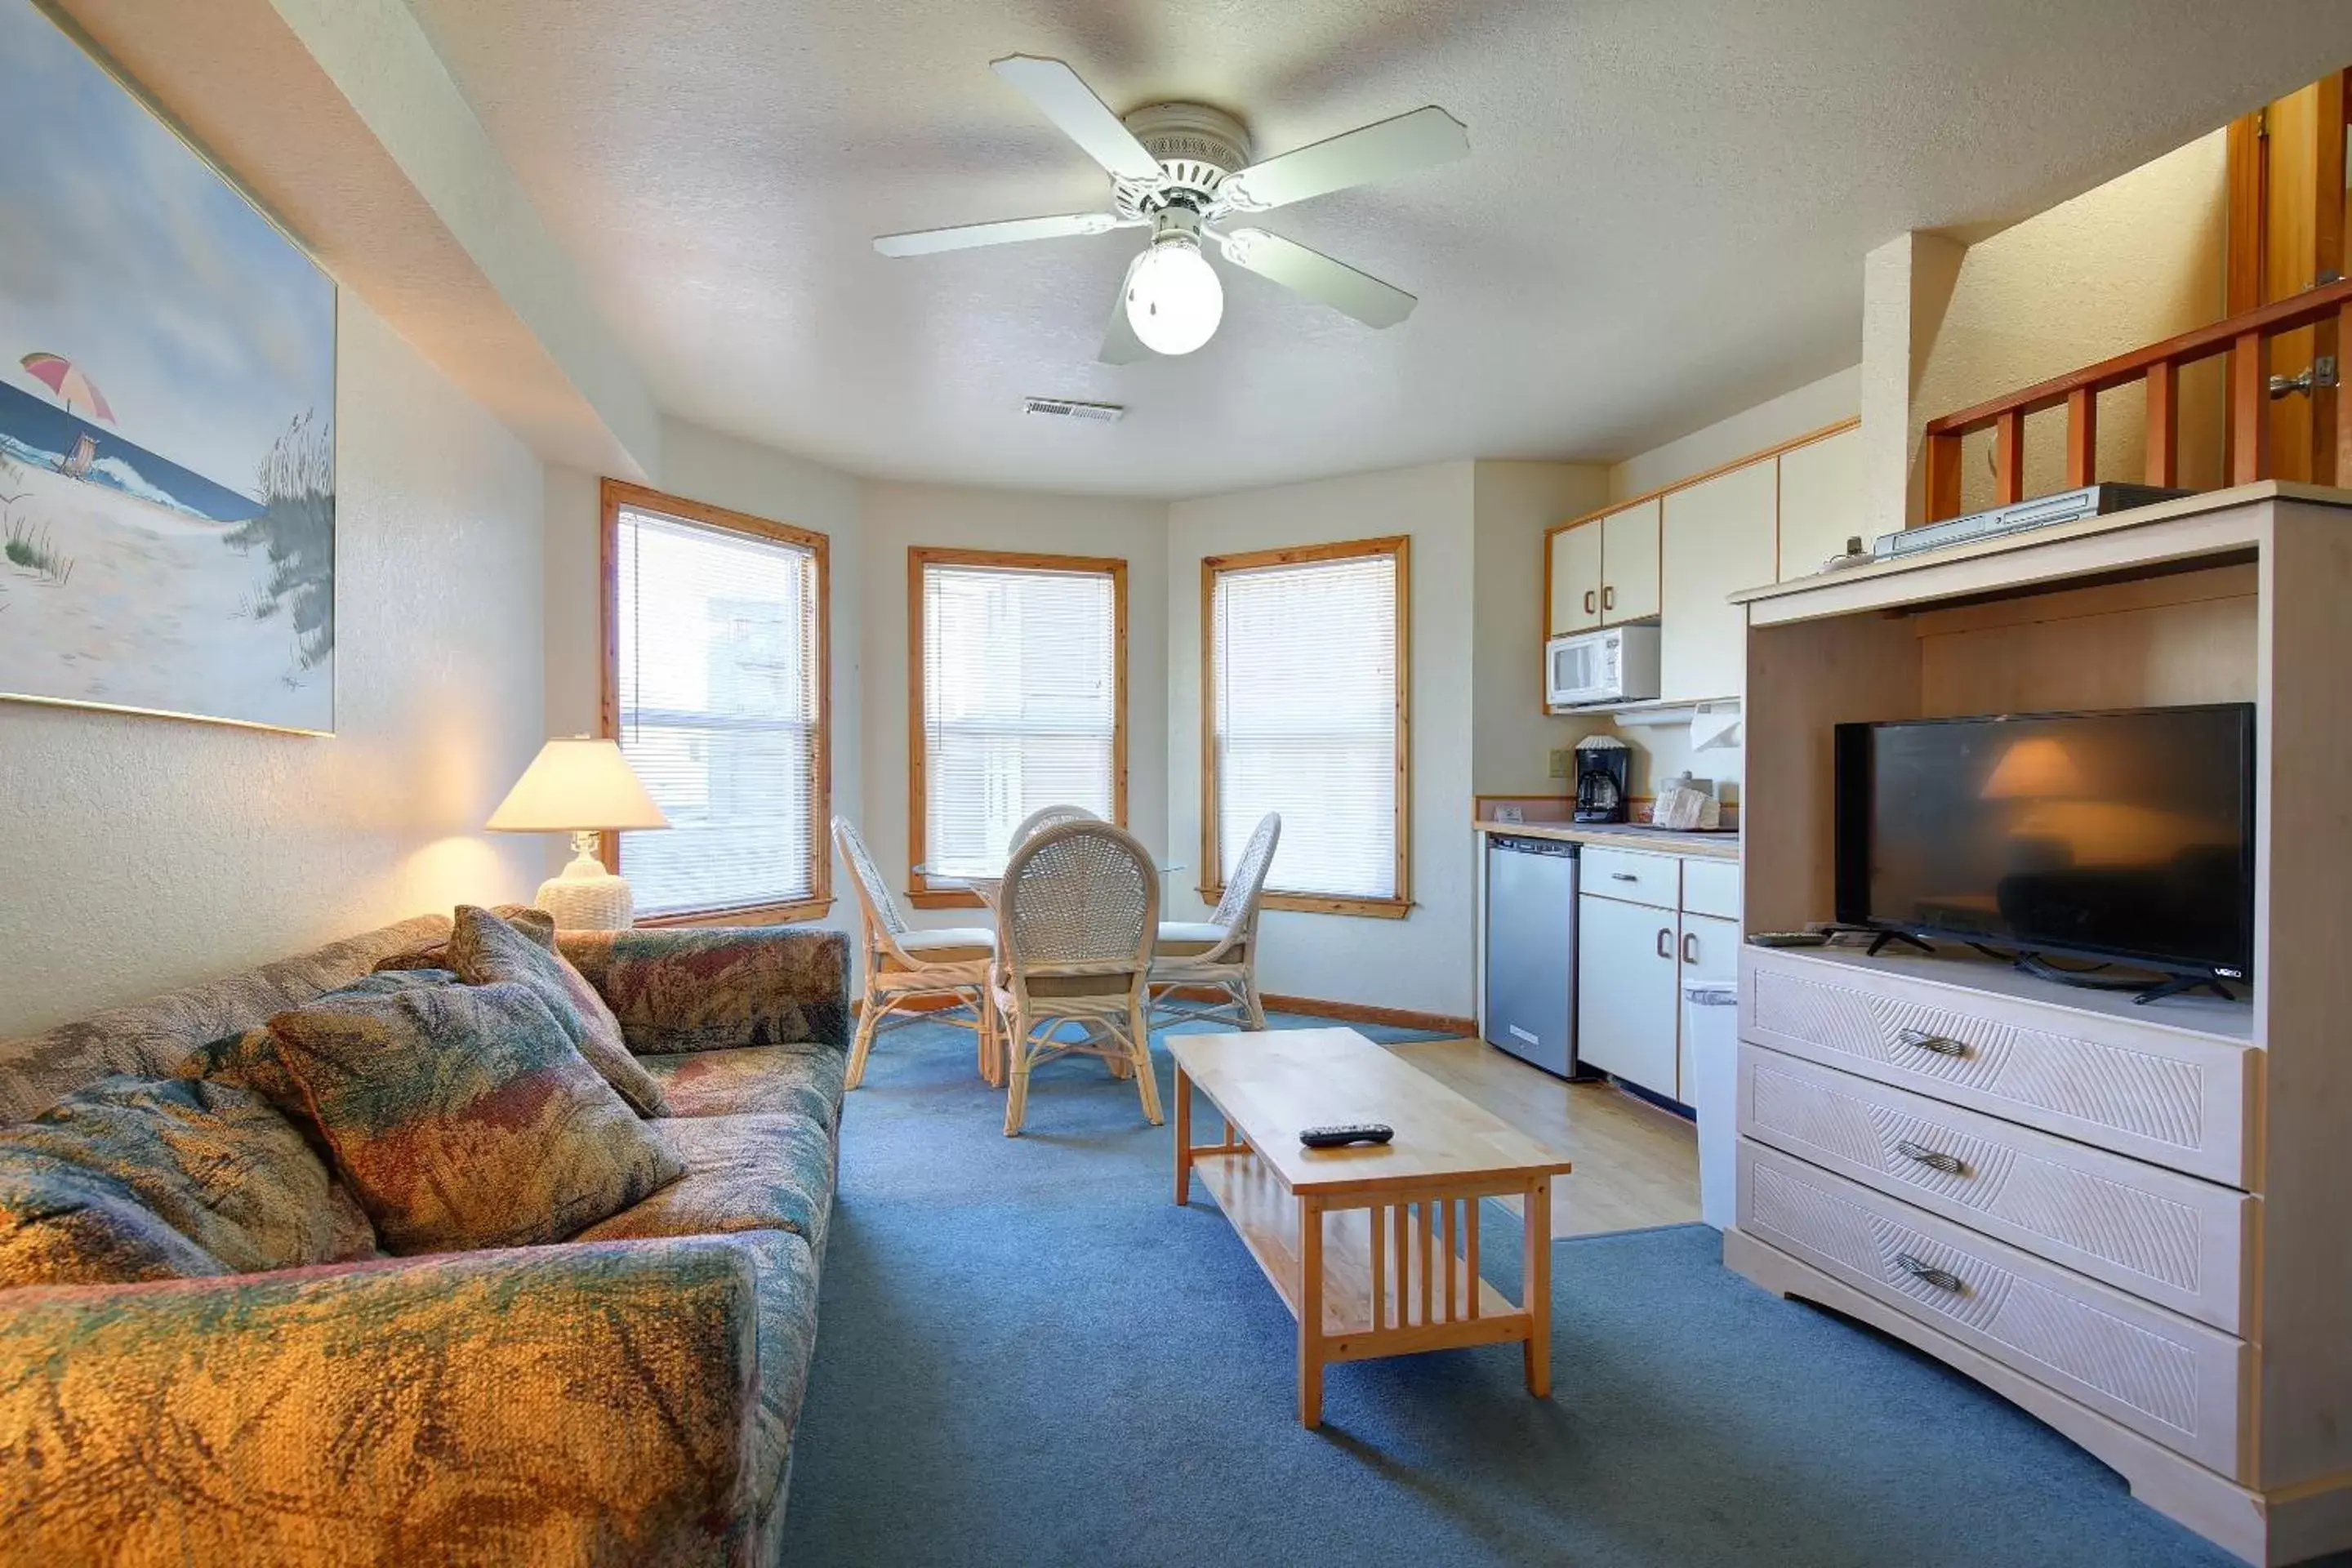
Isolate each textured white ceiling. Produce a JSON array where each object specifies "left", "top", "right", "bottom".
[{"left": 403, "top": 0, "right": 2352, "bottom": 497}]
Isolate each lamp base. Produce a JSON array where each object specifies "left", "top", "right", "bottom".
[{"left": 537, "top": 849, "right": 634, "bottom": 932}]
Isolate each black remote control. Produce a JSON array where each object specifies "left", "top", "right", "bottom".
[{"left": 1299, "top": 1122, "right": 1394, "bottom": 1148}]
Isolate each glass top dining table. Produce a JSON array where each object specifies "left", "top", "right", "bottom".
[{"left": 913, "top": 859, "right": 1187, "bottom": 908}]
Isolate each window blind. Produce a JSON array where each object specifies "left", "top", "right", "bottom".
[
  {"left": 920, "top": 560, "right": 1118, "bottom": 878},
  {"left": 1212, "top": 548, "right": 1400, "bottom": 901},
  {"left": 614, "top": 502, "right": 824, "bottom": 918}
]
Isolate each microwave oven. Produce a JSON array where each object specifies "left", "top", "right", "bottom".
[{"left": 1545, "top": 624, "right": 1661, "bottom": 710}]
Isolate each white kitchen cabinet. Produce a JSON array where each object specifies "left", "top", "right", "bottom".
[
  {"left": 1775, "top": 424, "right": 1867, "bottom": 581},
  {"left": 1674, "top": 913, "right": 1739, "bottom": 1098},
  {"left": 1544, "top": 498, "right": 1660, "bottom": 635},
  {"left": 1546, "top": 517, "right": 1604, "bottom": 634},
  {"left": 1600, "top": 498, "right": 1661, "bottom": 623},
  {"left": 1659, "top": 461, "right": 1777, "bottom": 702},
  {"left": 1575, "top": 891, "right": 1682, "bottom": 1094}
]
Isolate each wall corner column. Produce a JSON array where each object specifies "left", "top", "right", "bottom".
[{"left": 1860, "top": 230, "right": 1967, "bottom": 541}]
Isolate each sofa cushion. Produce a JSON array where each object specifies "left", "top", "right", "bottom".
[
  {"left": 0, "top": 1076, "right": 376, "bottom": 1281},
  {"left": 575, "top": 1113, "right": 833, "bottom": 1258},
  {"left": 267, "top": 981, "right": 683, "bottom": 1254},
  {"left": 1152, "top": 920, "right": 1230, "bottom": 957},
  {"left": 446, "top": 906, "right": 670, "bottom": 1119},
  {"left": 0, "top": 1152, "right": 226, "bottom": 1288},
  {"left": 639, "top": 1045, "right": 846, "bottom": 1128}
]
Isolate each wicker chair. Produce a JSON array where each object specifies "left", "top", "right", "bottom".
[
  {"left": 834, "top": 816, "right": 996, "bottom": 1089},
  {"left": 1007, "top": 804, "right": 1099, "bottom": 853},
  {"left": 1149, "top": 813, "right": 1281, "bottom": 1031},
  {"left": 989, "top": 820, "right": 1163, "bottom": 1137}
]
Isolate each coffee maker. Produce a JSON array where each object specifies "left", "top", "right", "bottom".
[{"left": 1573, "top": 736, "right": 1633, "bottom": 824}]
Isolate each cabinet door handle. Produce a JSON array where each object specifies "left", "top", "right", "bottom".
[
  {"left": 1896, "top": 1027, "right": 1968, "bottom": 1058},
  {"left": 1584, "top": 590, "right": 1597, "bottom": 615},
  {"left": 1602, "top": 585, "right": 1616, "bottom": 612},
  {"left": 1610, "top": 871, "right": 1638, "bottom": 882},
  {"left": 1655, "top": 928, "right": 1673, "bottom": 959},
  {"left": 1895, "top": 1139, "right": 1966, "bottom": 1176},
  {"left": 1894, "top": 1252, "right": 1965, "bottom": 1294},
  {"left": 1682, "top": 932, "right": 1699, "bottom": 965}
]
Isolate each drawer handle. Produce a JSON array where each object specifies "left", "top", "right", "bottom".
[
  {"left": 1655, "top": 928, "right": 1673, "bottom": 960},
  {"left": 1602, "top": 585, "right": 1616, "bottom": 612},
  {"left": 1584, "top": 590, "right": 1597, "bottom": 615},
  {"left": 1896, "top": 1027, "right": 1968, "bottom": 1058},
  {"left": 1682, "top": 932, "right": 1699, "bottom": 965},
  {"left": 1610, "top": 871, "right": 1639, "bottom": 882},
  {"left": 1894, "top": 1252, "right": 1964, "bottom": 1294},
  {"left": 1895, "top": 1139, "right": 1966, "bottom": 1176}
]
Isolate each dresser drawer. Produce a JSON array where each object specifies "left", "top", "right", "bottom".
[
  {"left": 1680, "top": 858, "right": 1741, "bottom": 920},
  {"left": 1740, "top": 1047, "right": 2253, "bottom": 1331},
  {"left": 1739, "top": 1141, "right": 2248, "bottom": 1476},
  {"left": 1740, "top": 951, "right": 2256, "bottom": 1186},
  {"left": 1580, "top": 846, "right": 1678, "bottom": 909}
]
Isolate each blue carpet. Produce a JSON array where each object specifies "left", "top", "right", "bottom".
[{"left": 780, "top": 1013, "right": 2247, "bottom": 1567}]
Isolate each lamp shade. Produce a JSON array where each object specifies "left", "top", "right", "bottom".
[{"left": 487, "top": 738, "right": 670, "bottom": 832}]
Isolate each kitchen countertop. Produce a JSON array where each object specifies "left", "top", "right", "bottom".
[{"left": 1472, "top": 818, "right": 1741, "bottom": 861}]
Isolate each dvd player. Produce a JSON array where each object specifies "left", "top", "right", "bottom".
[{"left": 1873, "top": 483, "right": 2188, "bottom": 560}]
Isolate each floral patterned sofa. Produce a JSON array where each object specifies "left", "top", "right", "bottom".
[{"left": 0, "top": 912, "right": 849, "bottom": 1566}]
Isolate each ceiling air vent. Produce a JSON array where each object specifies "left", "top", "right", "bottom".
[{"left": 1023, "top": 396, "right": 1125, "bottom": 423}]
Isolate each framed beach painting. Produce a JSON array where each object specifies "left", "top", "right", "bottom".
[{"left": 0, "top": 0, "right": 336, "bottom": 733}]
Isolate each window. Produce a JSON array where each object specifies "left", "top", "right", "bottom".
[
  {"left": 602, "top": 479, "right": 831, "bottom": 924},
  {"left": 909, "top": 549, "right": 1125, "bottom": 906},
  {"left": 1204, "top": 537, "right": 1410, "bottom": 919}
]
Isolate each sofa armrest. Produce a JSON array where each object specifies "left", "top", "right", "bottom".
[
  {"left": 0, "top": 1238, "right": 764, "bottom": 1566},
  {"left": 558, "top": 927, "right": 849, "bottom": 1055}
]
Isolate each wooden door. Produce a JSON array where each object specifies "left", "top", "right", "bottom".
[
  {"left": 1659, "top": 460, "right": 1776, "bottom": 702},
  {"left": 1546, "top": 519, "right": 1603, "bottom": 635},
  {"left": 2229, "top": 69, "right": 2350, "bottom": 483},
  {"left": 1674, "top": 912, "right": 1739, "bottom": 1100},
  {"left": 1576, "top": 893, "right": 1680, "bottom": 1097},
  {"left": 1600, "top": 499, "right": 1661, "bottom": 624},
  {"left": 1775, "top": 426, "right": 1866, "bottom": 581}
]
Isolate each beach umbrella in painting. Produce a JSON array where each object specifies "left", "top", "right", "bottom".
[{"left": 20, "top": 353, "right": 114, "bottom": 422}]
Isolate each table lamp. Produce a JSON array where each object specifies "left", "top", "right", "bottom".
[{"left": 487, "top": 737, "right": 670, "bottom": 930}]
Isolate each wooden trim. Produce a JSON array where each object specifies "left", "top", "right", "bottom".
[
  {"left": 1926, "top": 277, "right": 2352, "bottom": 437},
  {"left": 1258, "top": 993, "right": 1477, "bottom": 1037},
  {"left": 2225, "top": 109, "right": 2269, "bottom": 318},
  {"left": 2063, "top": 385, "right": 2098, "bottom": 488},
  {"left": 905, "top": 546, "right": 1129, "bottom": 903},
  {"left": 1991, "top": 408, "right": 2026, "bottom": 506},
  {"left": 1200, "top": 535, "right": 1413, "bottom": 918},
  {"left": 1924, "top": 430, "right": 1962, "bottom": 523},
  {"left": 597, "top": 478, "right": 833, "bottom": 922},
  {"left": 2230, "top": 329, "right": 2270, "bottom": 485},
  {"left": 1543, "top": 416, "right": 1860, "bottom": 546},
  {"left": 635, "top": 898, "right": 835, "bottom": 929},
  {"left": 2313, "top": 70, "right": 2347, "bottom": 487},
  {"left": 2145, "top": 361, "right": 2180, "bottom": 486}
]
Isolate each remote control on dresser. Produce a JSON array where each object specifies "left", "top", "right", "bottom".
[{"left": 1299, "top": 1122, "right": 1395, "bottom": 1148}]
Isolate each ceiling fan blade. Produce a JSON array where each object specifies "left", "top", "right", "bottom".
[
  {"left": 1220, "top": 105, "right": 1468, "bottom": 212},
  {"left": 1214, "top": 229, "right": 1417, "bottom": 328},
  {"left": 1098, "top": 255, "right": 1152, "bottom": 363},
  {"left": 990, "top": 55, "right": 1163, "bottom": 182},
  {"left": 874, "top": 211, "right": 1123, "bottom": 257}
]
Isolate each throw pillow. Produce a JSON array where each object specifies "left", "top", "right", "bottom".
[
  {"left": 265, "top": 980, "right": 683, "bottom": 1254},
  {"left": 0, "top": 1152, "right": 225, "bottom": 1288},
  {"left": 0, "top": 1076, "right": 377, "bottom": 1287},
  {"left": 372, "top": 904, "right": 556, "bottom": 973},
  {"left": 446, "top": 905, "right": 669, "bottom": 1117}
]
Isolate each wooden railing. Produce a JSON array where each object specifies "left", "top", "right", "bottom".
[{"left": 1922, "top": 275, "right": 2352, "bottom": 521}]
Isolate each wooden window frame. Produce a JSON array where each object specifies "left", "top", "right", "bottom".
[
  {"left": 1200, "top": 535, "right": 1412, "bottom": 920},
  {"left": 599, "top": 477, "right": 834, "bottom": 928},
  {"left": 906, "top": 546, "right": 1130, "bottom": 911}
]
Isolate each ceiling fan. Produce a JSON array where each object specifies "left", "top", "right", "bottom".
[{"left": 873, "top": 56, "right": 1470, "bottom": 360}]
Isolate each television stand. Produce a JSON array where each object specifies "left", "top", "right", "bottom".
[{"left": 2010, "top": 951, "right": 2238, "bottom": 1005}]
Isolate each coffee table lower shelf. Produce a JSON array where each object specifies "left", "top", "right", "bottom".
[{"left": 1185, "top": 1147, "right": 1552, "bottom": 1427}]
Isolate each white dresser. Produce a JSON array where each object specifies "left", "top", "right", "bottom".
[{"left": 1723, "top": 485, "right": 2352, "bottom": 1568}]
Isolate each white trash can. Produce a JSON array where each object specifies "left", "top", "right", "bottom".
[{"left": 1682, "top": 981, "right": 1740, "bottom": 1231}]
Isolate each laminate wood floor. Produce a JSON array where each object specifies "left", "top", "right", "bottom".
[{"left": 1383, "top": 1037, "right": 1701, "bottom": 1238}]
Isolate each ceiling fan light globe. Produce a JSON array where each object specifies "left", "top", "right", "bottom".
[{"left": 1125, "top": 239, "right": 1223, "bottom": 355}]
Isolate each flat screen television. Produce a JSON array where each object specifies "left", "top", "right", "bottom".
[{"left": 1833, "top": 704, "right": 2255, "bottom": 986}]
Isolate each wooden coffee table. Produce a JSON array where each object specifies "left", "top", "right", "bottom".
[{"left": 1169, "top": 1027, "right": 1572, "bottom": 1428}]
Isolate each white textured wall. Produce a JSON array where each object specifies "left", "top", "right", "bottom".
[
  {"left": 0, "top": 298, "right": 548, "bottom": 1036},
  {"left": 542, "top": 417, "right": 865, "bottom": 938},
  {"left": 1168, "top": 461, "right": 1479, "bottom": 1022},
  {"left": 1610, "top": 367, "right": 1861, "bottom": 501},
  {"left": 856, "top": 481, "right": 1169, "bottom": 934}
]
